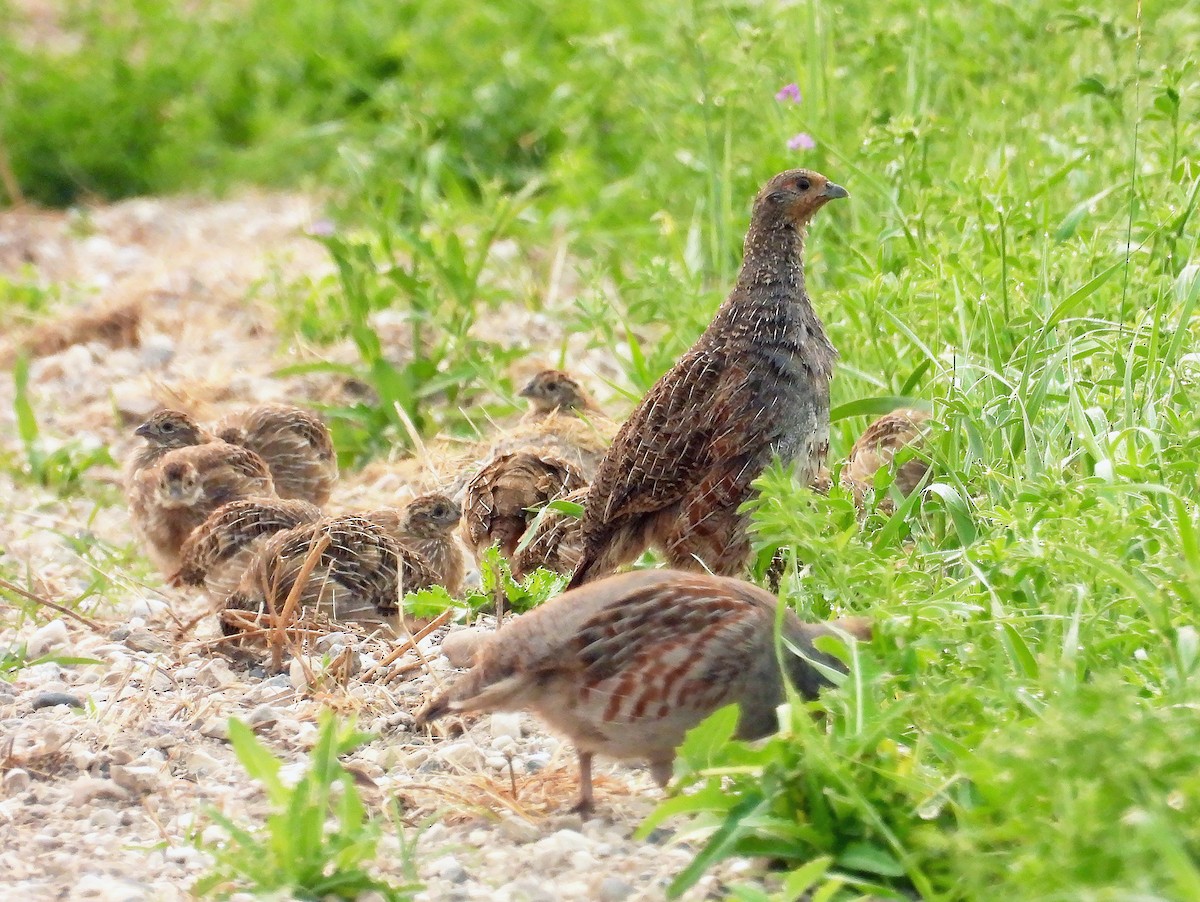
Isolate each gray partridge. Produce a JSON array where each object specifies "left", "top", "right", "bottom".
[
  {"left": 510, "top": 485, "right": 587, "bottom": 580},
  {"left": 460, "top": 450, "right": 587, "bottom": 566},
  {"left": 224, "top": 515, "right": 426, "bottom": 629},
  {"left": 127, "top": 443, "right": 275, "bottom": 576},
  {"left": 176, "top": 497, "right": 322, "bottom": 599},
  {"left": 419, "top": 569, "right": 869, "bottom": 812},
  {"left": 841, "top": 409, "right": 931, "bottom": 511},
  {"left": 214, "top": 404, "right": 338, "bottom": 506},
  {"left": 518, "top": 369, "right": 602, "bottom": 422},
  {"left": 363, "top": 493, "right": 467, "bottom": 595},
  {"left": 568, "top": 170, "right": 847, "bottom": 588}
]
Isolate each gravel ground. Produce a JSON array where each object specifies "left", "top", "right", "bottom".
[{"left": 0, "top": 194, "right": 760, "bottom": 900}]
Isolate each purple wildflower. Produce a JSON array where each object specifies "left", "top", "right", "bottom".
[
  {"left": 787, "top": 132, "right": 817, "bottom": 151},
  {"left": 307, "top": 218, "right": 336, "bottom": 238},
  {"left": 775, "top": 83, "right": 802, "bottom": 104}
]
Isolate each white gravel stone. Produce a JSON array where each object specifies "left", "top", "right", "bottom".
[
  {"left": 27, "top": 620, "right": 71, "bottom": 658},
  {"left": 2, "top": 768, "right": 31, "bottom": 794},
  {"left": 109, "top": 764, "right": 161, "bottom": 796},
  {"left": 435, "top": 741, "right": 483, "bottom": 770},
  {"left": 490, "top": 712, "right": 523, "bottom": 742}
]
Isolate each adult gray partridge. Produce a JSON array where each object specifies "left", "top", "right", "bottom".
[
  {"left": 127, "top": 443, "right": 275, "bottom": 576},
  {"left": 568, "top": 170, "right": 847, "bottom": 588},
  {"left": 214, "top": 405, "right": 338, "bottom": 506},
  {"left": 841, "top": 409, "right": 931, "bottom": 511},
  {"left": 419, "top": 569, "right": 869, "bottom": 812},
  {"left": 364, "top": 493, "right": 466, "bottom": 595},
  {"left": 223, "top": 514, "right": 430, "bottom": 629},
  {"left": 176, "top": 497, "right": 323, "bottom": 599},
  {"left": 460, "top": 450, "right": 587, "bottom": 565}
]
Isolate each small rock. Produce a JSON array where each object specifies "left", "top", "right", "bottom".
[
  {"left": 27, "top": 620, "right": 70, "bottom": 658},
  {"left": 198, "top": 717, "right": 228, "bottom": 740},
  {"left": 316, "top": 632, "right": 353, "bottom": 654},
  {"left": 490, "top": 712, "right": 522, "bottom": 742},
  {"left": 110, "top": 764, "right": 161, "bottom": 796},
  {"left": 497, "top": 877, "right": 556, "bottom": 902},
  {"left": 182, "top": 747, "right": 224, "bottom": 777},
  {"left": 496, "top": 814, "right": 540, "bottom": 844},
  {"left": 435, "top": 741, "right": 482, "bottom": 770},
  {"left": 440, "top": 628, "right": 489, "bottom": 668},
  {"left": 127, "top": 597, "right": 170, "bottom": 621},
  {"left": 430, "top": 855, "right": 468, "bottom": 883},
  {"left": 245, "top": 705, "right": 279, "bottom": 728},
  {"left": 139, "top": 333, "right": 175, "bottom": 367},
  {"left": 524, "top": 751, "right": 551, "bottom": 773},
  {"left": 89, "top": 808, "right": 121, "bottom": 829},
  {"left": 31, "top": 692, "right": 84, "bottom": 711},
  {"left": 199, "top": 658, "right": 237, "bottom": 689},
  {"left": 2, "top": 768, "right": 31, "bottom": 794},
  {"left": 123, "top": 628, "right": 170, "bottom": 653},
  {"left": 68, "top": 776, "right": 128, "bottom": 805}
]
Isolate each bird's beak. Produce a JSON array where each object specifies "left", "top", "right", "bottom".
[
  {"left": 135, "top": 422, "right": 153, "bottom": 438},
  {"left": 823, "top": 182, "right": 849, "bottom": 200},
  {"left": 517, "top": 382, "right": 535, "bottom": 398}
]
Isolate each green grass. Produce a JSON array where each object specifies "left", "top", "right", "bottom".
[{"left": 5, "top": 0, "right": 1200, "bottom": 898}]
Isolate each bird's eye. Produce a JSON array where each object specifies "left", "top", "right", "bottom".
[
  {"left": 433, "top": 504, "right": 447, "bottom": 518},
  {"left": 161, "top": 422, "right": 175, "bottom": 432},
  {"left": 796, "top": 178, "right": 812, "bottom": 192}
]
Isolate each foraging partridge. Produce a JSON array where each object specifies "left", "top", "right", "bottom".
[
  {"left": 419, "top": 569, "right": 869, "bottom": 812},
  {"left": 215, "top": 404, "right": 338, "bottom": 506},
  {"left": 510, "top": 485, "right": 587, "bottom": 580},
  {"left": 176, "top": 497, "right": 322, "bottom": 599},
  {"left": 568, "top": 170, "right": 847, "bottom": 588},
  {"left": 460, "top": 450, "right": 587, "bottom": 565},
  {"left": 842, "top": 409, "right": 931, "bottom": 511},
  {"left": 224, "top": 515, "right": 428, "bottom": 629},
  {"left": 364, "top": 493, "right": 466, "bottom": 595},
  {"left": 127, "top": 443, "right": 275, "bottom": 576}
]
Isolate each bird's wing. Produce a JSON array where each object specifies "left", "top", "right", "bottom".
[{"left": 592, "top": 347, "right": 756, "bottom": 524}]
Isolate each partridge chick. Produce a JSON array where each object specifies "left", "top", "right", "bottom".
[
  {"left": 176, "top": 498, "right": 322, "bottom": 599},
  {"left": 510, "top": 486, "right": 587, "bottom": 580},
  {"left": 568, "top": 170, "right": 847, "bottom": 588},
  {"left": 364, "top": 493, "right": 466, "bottom": 595},
  {"left": 215, "top": 404, "right": 338, "bottom": 506},
  {"left": 127, "top": 409, "right": 214, "bottom": 479},
  {"left": 842, "top": 409, "right": 931, "bottom": 511},
  {"left": 224, "top": 515, "right": 424, "bottom": 629},
  {"left": 461, "top": 451, "right": 587, "bottom": 565},
  {"left": 518, "top": 369, "right": 602, "bottom": 422},
  {"left": 128, "top": 444, "right": 275, "bottom": 575},
  {"left": 419, "top": 569, "right": 869, "bottom": 812}
]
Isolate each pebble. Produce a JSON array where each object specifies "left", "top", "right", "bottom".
[
  {"left": 31, "top": 691, "right": 85, "bottom": 711},
  {"left": 110, "top": 765, "right": 161, "bottom": 796},
  {"left": 490, "top": 712, "right": 522, "bottom": 742},
  {"left": 496, "top": 815, "right": 540, "bottom": 845},
  {"left": 245, "top": 705, "right": 280, "bottom": 728},
  {"left": 497, "top": 877, "right": 556, "bottom": 902},
  {"left": 127, "top": 597, "right": 170, "bottom": 621},
  {"left": 440, "top": 628, "right": 489, "bottom": 668},
  {"left": 430, "top": 855, "right": 468, "bottom": 883},
  {"left": 198, "top": 717, "right": 228, "bottom": 740},
  {"left": 596, "top": 876, "right": 635, "bottom": 901},
  {"left": 27, "top": 620, "right": 71, "bottom": 658},
  {"left": 435, "top": 741, "right": 483, "bottom": 770},
  {"left": 124, "top": 628, "right": 170, "bottom": 653},
  {"left": 68, "top": 777, "right": 129, "bottom": 806},
  {"left": 3, "top": 768, "right": 31, "bottom": 794},
  {"left": 139, "top": 333, "right": 176, "bottom": 367},
  {"left": 182, "top": 748, "right": 224, "bottom": 776}
]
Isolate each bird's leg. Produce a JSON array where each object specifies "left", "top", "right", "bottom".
[
  {"left": 571, "top": 751, "right": 595, "bottom": 817},
  {"left": 649, "top": 758, "right": 673, "bottom": 788}
]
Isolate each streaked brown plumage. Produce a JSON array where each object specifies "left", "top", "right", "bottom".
[
  {"left": 128, "top": 443, "right": 275, "bottom": 575},
  {"left": 842, "top": 409, "right": 931, "bottom": 511},
  {"left": 419, "top": 569, "right": 869, "bottom": 812},
  {"left": 364, "top": 493, "right": 466, "bottom": 595},
  {"left": 215, "top": 405, "right": 338, "bottom": 506},
  {"left": 518, "top": 369, "right": 601, "bottom": 422},
  {"left": 224, "top": 515, "right": 418, "bottom": 629},
  {"left": 568, "top": 170, "right": 847, "bottom": 588},
  {"left": 511, "top": 486, "right": 587, "bottom": 580},
  {"left": 460, "top": 451, "right": 587, "bottom": 565},
  {"left": 176, "top": 497, "right": 322, "bottom": 598},
  {"left": 127, "top": 409, "right": 214, "bottom": 479}
]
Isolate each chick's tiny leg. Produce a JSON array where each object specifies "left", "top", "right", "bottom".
[{"left": 572, "top": 751, "right": 595, "bottom": 816}]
